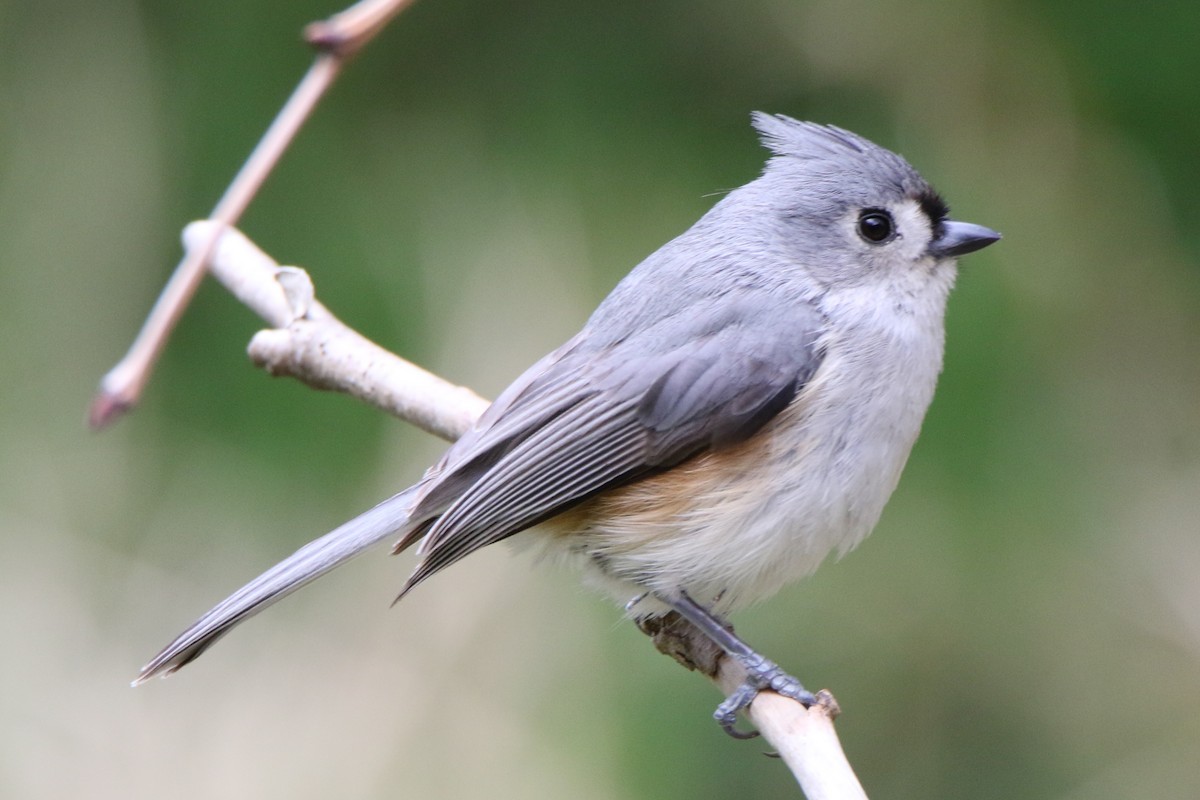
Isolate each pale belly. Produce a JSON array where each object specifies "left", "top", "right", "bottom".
[{"left": 530, "top": 344, "right": 938, "bottom": 616}]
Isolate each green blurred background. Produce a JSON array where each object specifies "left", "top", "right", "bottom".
[{"left": 2, "top": 0, "right": 1198, "bottom": 797}]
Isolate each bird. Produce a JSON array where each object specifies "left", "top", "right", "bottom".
[{"left": 135, "top": 113, "right": 1000, "bottom": 736}]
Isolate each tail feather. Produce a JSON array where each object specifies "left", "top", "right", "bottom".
[{"left": 133, "top": 487, "right": 419, "bottom": 685}]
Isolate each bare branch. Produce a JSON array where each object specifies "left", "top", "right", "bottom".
[
  {"left": 305, "top": 0, "right": 419, "bottom": 58},
  {"left": 640, "top": 612, "right": 866, "bottom": 798},
  {"left": 718, "top": 672, "right": 867, "bottom": 799},
  {"left": 184, "top": 221, "right": 488, "bottom": 440},
  {"left": 89, "top": 0, "right": 418, "bottom": 429}
]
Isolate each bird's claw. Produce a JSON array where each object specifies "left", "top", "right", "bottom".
[{"left": 714, "top": 653, "right": 816, "bottom": 739}]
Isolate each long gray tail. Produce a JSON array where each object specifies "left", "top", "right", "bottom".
[{"left": 133, "top": 487, "right": 419, "bottom": 685}]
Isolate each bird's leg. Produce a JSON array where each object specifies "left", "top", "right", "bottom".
[{"left": 656, "top": 590, "right": 816, "bottom": 738}]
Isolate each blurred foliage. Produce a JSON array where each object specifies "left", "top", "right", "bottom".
[{"left": 1, "top": 0, "right": 1198, "bottom": 797}]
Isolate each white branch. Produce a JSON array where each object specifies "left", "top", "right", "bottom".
[
  {"left": 719, "top": 671, "right": 867, "bottom": 800},
  {"left": 184, "top": 221, "right": 488, "bottom": 441},
  {"left": 184, "top": 220, "right": 867, "bottom": 798}
]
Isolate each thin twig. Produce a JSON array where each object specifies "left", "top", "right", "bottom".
[
  {"left": 89, "top": 57, "right": 339, "bottom": 428},
  {"left": 89, "top": 0, "right": 418, "bottom": 429},
  {"left": 305, "top": 0, "right": 418, "bottom": 58}
]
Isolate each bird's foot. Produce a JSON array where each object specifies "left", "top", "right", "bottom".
[{"left": 715, "top": 651, "right": 816, "bottom": 739}]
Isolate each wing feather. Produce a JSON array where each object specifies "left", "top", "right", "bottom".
[{"left": 397, "top": 300, "right": 826, "bottom": 596}]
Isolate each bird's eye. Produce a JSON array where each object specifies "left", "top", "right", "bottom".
[{"left": 857, "top": 209, "right": 895, "bottom": 244}]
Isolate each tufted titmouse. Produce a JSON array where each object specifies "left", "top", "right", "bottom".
[{"left": 136, "top": 114, "right": 1000, "bottom": 734}]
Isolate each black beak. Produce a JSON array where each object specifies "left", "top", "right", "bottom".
[{"left": 929, "top": 220, "right": 1001, "bottom": 258}]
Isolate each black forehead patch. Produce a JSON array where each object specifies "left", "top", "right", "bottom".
[{"left": 917, "top": 189, "right": 949, "bottom": 225}]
